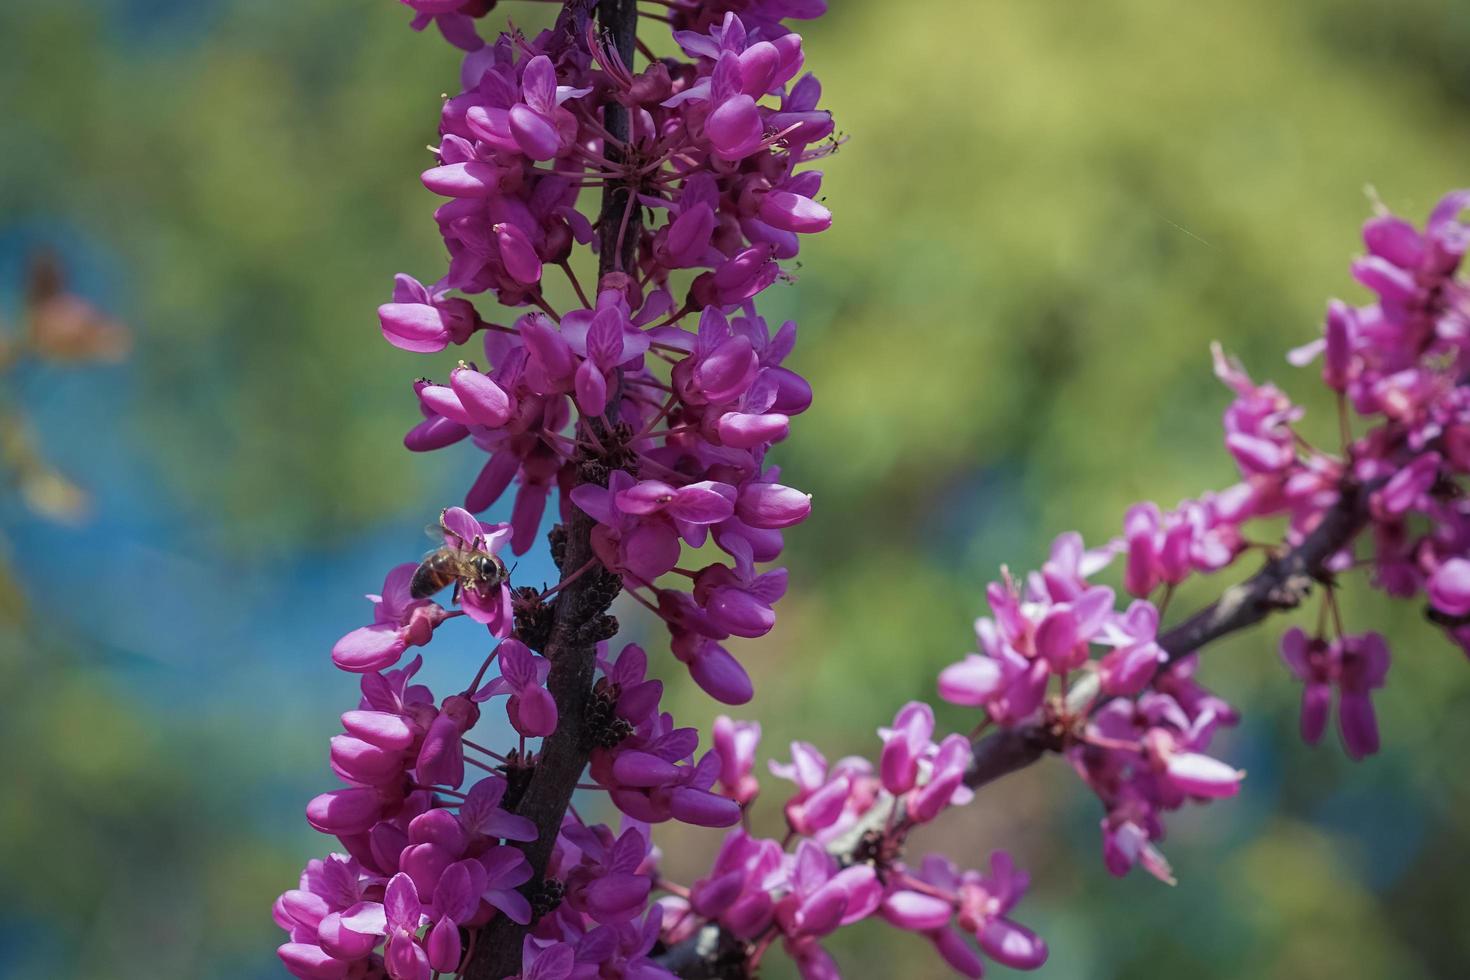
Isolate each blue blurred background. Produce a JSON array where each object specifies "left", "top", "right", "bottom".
[{"left": 2, "top": 1, "right": 1469, "bottom": 977}]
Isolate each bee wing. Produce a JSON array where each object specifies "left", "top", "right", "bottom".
[{"left": 425, "top": 519, "right": 472, "bottom": 550}]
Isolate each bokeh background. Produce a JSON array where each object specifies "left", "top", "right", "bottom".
[{"left": 3, "top": 1, "right": 1469, "bottom": 977}]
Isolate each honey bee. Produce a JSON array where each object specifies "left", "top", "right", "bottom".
[{"left": 410, "top": 514, "right": 509, "bottom": 600}]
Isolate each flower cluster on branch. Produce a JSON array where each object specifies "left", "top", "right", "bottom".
[{"left": 274, "top": 0, "right": 1470, "bottom": 977}]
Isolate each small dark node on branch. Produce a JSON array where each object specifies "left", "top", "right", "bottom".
[
  {"left": 582, "top": 679, "right": 634, "bottom": 751},
  {"left": 513, "top": 586, "right": 556, "bottom": 652},
  {"left": 527, "top": 877, "right": 565, "bottom": 923},
  {"left": 548, "top": 523, "right": 570, "bottom": 571},
  {"left": 573, "top": 612, "right": 620, "bottom": 646},
  {"left": 581, "top": 568, "right": 625, "bottom": 617},
  {"left": 604, "top": 420, "right": 640, "bottom": 472},
  {"left": 498, "top": 748, "right": 537, "bottom": 811},
  {"left": 851, "top": 827, "right": 903, "bottom": 874},
  {"left": 578, "top": 457, "right": 613, "bottom": 486}
]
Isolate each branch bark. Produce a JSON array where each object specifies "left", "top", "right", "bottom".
[{"left": 462, "top": 2, "right": 643, "bottom": 975}]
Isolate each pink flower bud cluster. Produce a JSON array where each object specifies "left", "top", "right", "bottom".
[
  {"left": 381, "top": 3, "right": 834, "bottom": 700},
  {"left": 934, "top": 192, "right": 1470, "bottom": 887},
  {"left": 935, "top": 532, "right": 1243, "bottom": 882},
  {"left": 276, "top": 0, "right": 1470, "bottom": 973},
  {"left": 640, "top": 705, "right": 1048, "bottom": 980},
  {"left": 278, "top": 2, "right": 839, "bottom": 976}
]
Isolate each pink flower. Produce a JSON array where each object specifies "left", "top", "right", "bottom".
[
  {"left": 768, "top": 742, "right": 852, "bottom": 837},
  {"left": 475, "top": 639, "right": 557, "bottom": 738},
  {"left": 457, "top": 775, "right": 537, "bottom": 843},
  {"left": 1336, "top": 632, "right": 1391, "bottom": 760},
  {"left": 1428, "top": 557, "right": 1470, "bottom": 616},
  {"left": 689, "top": 829, "right": 784, "bottom": 937},
  {"left": 712, "top": 715, "right": 762, "bottom": 804},
  {"left": 414, "top": 694, "right": 479, "bottom": 788},
  {"left": 332, "top": 564, "right": 450, "bottom": 673},
  {"left": 558, "top": 822, "right": 654, "bottom": 925},
  {"left": 378, "top": 274, "right": 478, "bottom": 353},
  {"left": 877, "top": 702, "right": 934, "bottom": 796},
  {"left": 572, "top": 471, "right": 683, "bottom": 585},
  {"left": 437, "top": 507, "right": 515, "bottom": 636},
  {"left": 1280, "top": 628, "right": 1391, "bottom": 759},
  {"left": 338, "top": 873, "right": 431, "bottom": 980},
  {"left": 907, "top": 734, "right": 972, "bottom": 824},
  {"left": 773, "top": 840, "right": 883, "bottom": 941},
  {"left": 885, "top": 852, "right": 1047, "bottom": 974}
]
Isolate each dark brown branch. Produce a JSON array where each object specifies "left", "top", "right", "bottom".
[
  {"left": 462, "top": 1, "right": 643, "bottom": 975},
  {"left": 654, "top": 478, "right": 1377, "bottom": 975}
]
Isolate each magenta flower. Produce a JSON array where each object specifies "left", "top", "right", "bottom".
[
  {"left": 610, "top": 744, "right": 742, "bottom": 828},
  {"left": 378, "top": 274, "right": 477, "bottom": 353},
  {"left": 572, "top": 471, "right": 683, "bottom": 585},
  {"left": 935, "top": 852, "right": 1046, "bottom": 972},
  {"left": 712, "top": 715, "right": 762, "bottom": 804},
  {"left": 458, "top": 775, "right": 537, "bottom": 844},
  {"left": 691, "top": 538, "right": 787, "bottom": 638},
  {"left": 332, "top": 563, "right": 450, "bottom": 673},
  {"left": 1279, "top": 627, "right": 1336, "bottom": 744},
  {"left": 511, "top": 938, "right": 577, "bottom": 980},
  {"left": 877, "top": 702, "right": 934, "bottom": 796},
  {"left": 884, "top": 852, "right": 1047, "bottom": 976},
  {"left": 770, "top": 743, "right": 858, "bottom": 834},
  {"left": 558, "top": 293, "right": 653, "bottom": 416},
  {"left": 937, "top": 624, "right": 1048, "bottom": 726},
  {"left": 479, "top": 845, "right": 534, "bottom": 924},
  {"left": 1142, "top": 727, "right": 1244, "bottom": 799},
  {"left": 414, "top": 693, "right": 478, "bottom": 788},
  {"left": 1097, "top": 599, "right": 1167, "bottom": 696},
  {"left": 1280, "top": 627, "right": 1391, "bottom": 759},
  {"left": 569, "top": 908, "right": 671, "bottom": 980},
  {"left": 1214, "top": 344, "right": 1304, "bottom": 471},
  {"left": 674, "top": 631, "right": 755, "bottom": 706},
  {"left": 275, "top": 855, "right": 377, "bottom": 978},
  {"left": 475, "top": 639, "right": 557, "bottom": 738},
  {"left": 735, "top": 481, "right": 811, "bottom": 529},
  {"left": 507, "top": 55, "right": 590, "bottom": 161},
  {"left": 774, "top": 840, "right": 882, "bottom": 941},
  {"left": 436, "top": 506, "right": 515, "bottom": 636},
  {"left": 1429, "top": 558, "right": 1470, "bottom": 616},
  {"left": 689, "top": 829, "right": 784, "bottom": 937},
  {"left": 595, "top": 643, "right": 666, "bottom": 729},
  {"left": 907, "top": 734, "right": 973, "bottom": 824},
  {"left": 418, "top": 364, "right": 514, "bottom": 430},
  {"left": 559, "top": 822, "right": 655, "bottom": 925},
  {"left": 1372, "top": 451, "right": 1442, "bottom": 519},
  {"left": 337, "top": 873, "right": 430, "bottom": 980},
  {"left": 1336, "top": 632, "right": 1391, "bottom": 760},
  {"left": 1101, "top": 810, "right": 1176, "bottom": 885}
]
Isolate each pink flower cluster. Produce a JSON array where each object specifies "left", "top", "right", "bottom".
[
  {"left": 655, "top": 706, "right": 1047, "bottom": 980},
  {"left": 933, "top": 191, "right": 1470, "bottom": 885},
  {"left": 279, "top": 1, "right": 850, "bottom": 976},
  {"left": 380, "top": 3, "right": 834, "bottom": 700},
  {"left": 276, "top": 0, "right": 1470, "bottom": 975},
  {"left": 934, "top": 533, "right": 1242, "bottom": 881}
]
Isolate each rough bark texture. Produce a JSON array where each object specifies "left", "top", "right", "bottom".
[{"left": 462, "top": 1, "right": 643, "bottom": 975}]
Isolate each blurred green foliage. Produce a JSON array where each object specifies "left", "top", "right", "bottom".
[{"left": 2, "top": 0, "right": 1469, "bottom": 977}]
